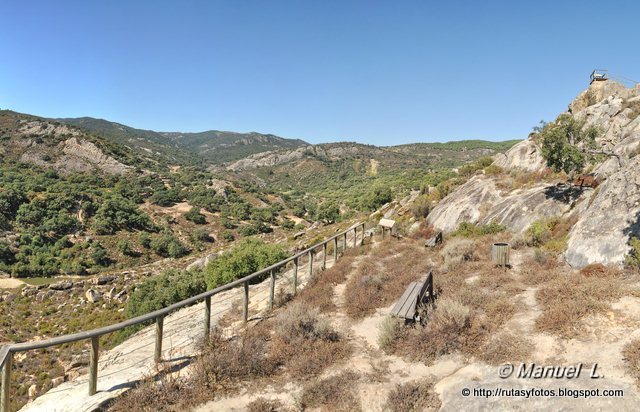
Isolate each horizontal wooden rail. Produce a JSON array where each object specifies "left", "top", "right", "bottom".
[{"left": 0, "top": 221, "right": 366, "bottom": 412}]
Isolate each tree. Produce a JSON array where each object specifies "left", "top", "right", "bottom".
[
  {"left": 316, "top": 202, "right": 340, "bottom": 224},
  {"left": 540, "top": 114, "right": 600, "bottom": 175},
  {"left": 203, "top": 238, "right": 287, "bottom": 289},
  {"left": 363, "top": 185, "right": 393, "bottom": 211}
]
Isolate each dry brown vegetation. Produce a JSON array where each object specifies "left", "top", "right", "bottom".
[
  {"left": 246, "top": 397, "right": 289, "bottom": 412},
  {"left": 480, "top": 331, "right": 534, "bottom": 365},
  {"left": 300, "top": 371, "right": 362, "bottom": 411},
  {"left": 110, "top": 301, "right": 350, "bottom": 410},
  {"left": 381, "top": 235, "right": 526, "bottom": 364},
  {"left": 296, "top": 250, "right": 359, "bottom": 313},
  {"left": 344, "top": 239, "right": 429, "bottom": 319},
  {"left": 623, "top": 339, "right": 640, "bottom": 386},
  {"left": 534, "top": 270, "right": 624, "bottom": 337},
  {"left": 384, "top": 378, "right": 441, "bottom": 412}
]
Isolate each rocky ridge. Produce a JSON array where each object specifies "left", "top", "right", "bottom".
[{"left": 427, "top": 80, "right": 640, "bottom": 268}]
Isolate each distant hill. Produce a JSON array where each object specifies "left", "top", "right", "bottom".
[{"left": 56, "top": 117, "right": 309, "bottom": 165}]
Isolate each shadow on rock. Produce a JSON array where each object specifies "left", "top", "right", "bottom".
[{"left": 543, "top": 184, "right": 585, "bottom": 204}]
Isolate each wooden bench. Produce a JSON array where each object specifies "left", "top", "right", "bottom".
[{"left": 390, "top": 270, "right": 434, "bottom": 321}]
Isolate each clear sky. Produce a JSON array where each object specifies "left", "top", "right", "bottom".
[{"left": 1, "top": 1, "right": 639, "bottom": 145}]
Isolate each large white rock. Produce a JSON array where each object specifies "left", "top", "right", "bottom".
[
  {"left": 566, "top": 156, "right": 640, "bottom": 268},
  {"left": 492, "top": 139, "right": 545, "bottom": 172}
]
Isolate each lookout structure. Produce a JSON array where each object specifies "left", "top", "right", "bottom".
[{"left": 590, "top": 69, "right": 608, "bottom": 84}]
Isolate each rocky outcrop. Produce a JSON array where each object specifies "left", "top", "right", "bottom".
[
  {"left": 227, "top": 146, "right": 317, "bottom": 171},
  {"left": 427, "top": 176, "right": 588, "bottom": 235},
  {"left": 427, "top": 80, "right": 640, "bottom": 268},
  {"left": 480, "top": 184, "right": 587, "bottom": 233},
  {"left": 566, "top": 156, "right": 640, "bottom": 267},
  {"left": 492, "top": 139, "right": 545, "bottom": 172},
  {"left": 427, "top": 176, "right": 502, "bottom": 233},
  {"left": 54, "top": 138, "right": 131, "bottom": 175}
]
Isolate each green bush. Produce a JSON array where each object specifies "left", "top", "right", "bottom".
[
  {"left": 525, "top": 219, "right": 555, "bottom": 246},
  {"left": 184, "top": 207, "right": 206, "bottom": 224},
  {"left": 203, "top": 238, "right": 287, "bottom": 289},
  {"left": 452, "top": 221, "right": 506, "bottom": 237},
  {"left": 93, "top": 195, "right": 154, "bottom": 235},
  {"left": 410, "top": 195, "right": 431, "bottom": 219},
  {"left": 125, "top": 269, "right": 207, "bottom": 319},
  {"left": 150, "top": 234, "right": 189, "bottom": 258},
  {"left": 363, "top": 185, "right": 393, "bottom": 211},
  {"left": 626, "top": 237, "right": 640, "bottom": 269},
  {"left": 192, "top": 227, "right": 213, "bottom": 243},
  {"left": 222, "top": 230, "right": 235, "bottom": 242},
  {"left": 540, "top": 114, "right": 600, "bottom": 175}
]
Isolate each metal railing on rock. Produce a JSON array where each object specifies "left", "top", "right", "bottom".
[{"left": 0, "top": 222, "right": 366, "bottom": 412}]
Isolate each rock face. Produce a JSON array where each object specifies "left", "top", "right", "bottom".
[
  {"left": 566, "top": 156, "right": 640, "bottom": 267},
  {"left": 427, "top": 176, "right": 501, "bottom": 233},
  {"left": 426, "top": 80, "right": 640, "bottom": 268},
  {"left": 492, "top": 139, "right": 545, "bottom": 172}
]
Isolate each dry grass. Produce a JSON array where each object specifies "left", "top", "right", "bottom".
[
  {"left": 623, "top": 339, "right": 640, "bottom": 386},
  {"left": 520, "top": 256, "right": 561, "bottom": 286},
  {"left": 344, "top": 240, "right": 431, "bottom": 319},
  {"left": 480, "top": 331, "right": 534, "bottom": 365},
  {"left": 384, "top": 379, "right": 441, "bottom": 412},
  {"left": 296, "top": 253, "right": 357, "bottom": 313},
  {"left": 109, "top": 372, "right": 193, "bottom": 412},
  {"left": 110, "top": 301, "right": 350, "bottom": 410},
  {"left": 246, "top": 397, "right": 289, "bottom": 412},
  {"left": 378, "top": 316, "right": 404, "bottom": 352},
  {"left": 535, "top": 271, "right": 623, "bottom": 337},
  {"left": 300, "top": 371, "right": 362, "bottom": 411},
  {"left": 271, "top": 302, "right": 351, "bottom": 379},
  {"left": 440, "top": 238, "right": 476, "bottom": 270}
]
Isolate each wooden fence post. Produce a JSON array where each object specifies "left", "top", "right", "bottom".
[
  {"left": 343, "top": 233, "right": 347, "bottom": 252},
  {"left": 322, "top": 242, "right": 327, "bottom": 270},
  {"left": 1, "top": 352, "right": 12, "bottom": 412},
  {"left": 243, "top": 281, "right": 249, "bottom": 322},
  {"left": 308, "top": 250, "right": 314, "bottom": 278},
  {"left": 89, "top": 336, "right": 99, "bottom": 395},
  {"left": 353, "top": 227, "right": 357, "bottom": 248},
  {"left": 204, "top": 296, "right": 211, "bottom": 341},
  {"left": 361, "top": 223, "right": 365, "bottom": 245},
  {"left": 154, "top": 316, "right": 164, "bottom": 363},
  {"left": 292, "top": 257, "right": 298, "bottom": 295},
  {"left": 269, "top": 270, "right": 276, "bottom": 310},
  {"left": 333, "top": 238, "right": 338, "bottom": 262}
]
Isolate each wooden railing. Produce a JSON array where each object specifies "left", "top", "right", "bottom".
[{"left": 0, "top": 222, "right": 366, "bottom": 412}]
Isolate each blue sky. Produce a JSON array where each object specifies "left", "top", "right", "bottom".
[{"left": 1, "top": 1, "right": 639, "bottom": 145}]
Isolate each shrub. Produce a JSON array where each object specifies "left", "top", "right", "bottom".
[
  {"left": 221, "top": 230, "right": 235, "bottom": 242},
  {"left": 362, "top": 185, "right": 392, "bottom": 211},
  {"left": 378, "top": 316, "right": 403, "bottom": 352},
  {"left": 203, "top": 238, "right": 286, "bottom": 289},
  {"left": 300, "top": 371, "right": 361, "bottom": 411},
  {"left": 480, "top": 332, "right": 533, "bottom": 365},
  {"left": 150, "top": 234, "right": 189, "bottom": 258},
  {"left": 626, "top": 237, "right": 640, "bottom": 269},
  {"left": 192, "top": 228, "right": 213, "bottom": 243},
  {"left": 410, "top": 195, "right": 431, "bottom": 219},
  {"left": 125, "top": 269, "right": 207, "bottom": 319},
  {"left": 525, "top": 219, "right": 555, "bottom": 246},
  {"left": 183, "top": 207, "right": 206, "bottom": 224},
  {"left": 452, "top": 221, "right": 505, "bottom": 237},
  {"left": 246, "top": 398, "right": 287, "bottom": 412},
  {"left": 93, "top": 195, "right": 154, "bottom": 235},
  {"left": 441, "top": 238, "right": 475, "bottom": 270},
  {"left": 384, "top": 379, "right": 441, "bottom": 412},
  {"left": 117, "top": 239, "right": 136, "bottom": 256},
  {"left": 623, "top": 339, "right": 640, "bottom": 385}
]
